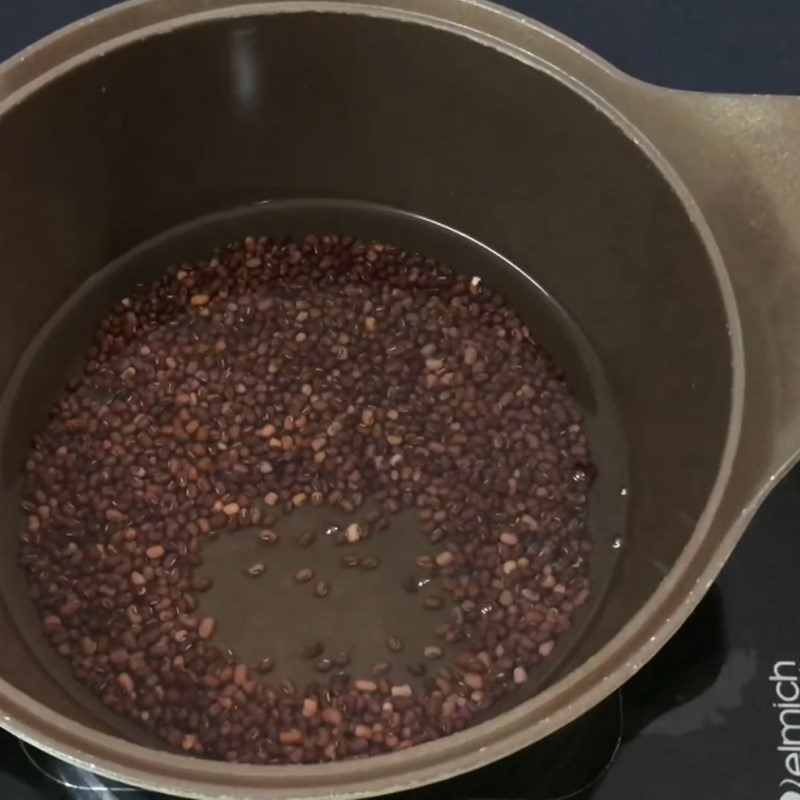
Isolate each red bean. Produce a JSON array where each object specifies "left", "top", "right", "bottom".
[{"left": 19, "top": 233, "right": 594, "bottom": 765}]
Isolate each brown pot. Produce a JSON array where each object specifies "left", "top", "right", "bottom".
[{"left": 0, "top": 1, "right": 797, "bottom": 797}]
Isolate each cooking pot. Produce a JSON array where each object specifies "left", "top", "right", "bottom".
[{"left": 0, "top": 0, "right": 798, "bottom": 797}]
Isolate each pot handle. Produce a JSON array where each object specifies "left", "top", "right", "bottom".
[
  {"left": 464, "top": 9, "right": 800, "bottom": 512},
  {"left": 442, "top": 11, "right": 800, "bottom": 515},
  {"left": 617, "top": 88, "right": 800, "bottom": 515}
]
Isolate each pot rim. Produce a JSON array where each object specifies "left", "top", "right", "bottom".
[{"left": 0, "top": 1, "right": 745, "bottom": 797}]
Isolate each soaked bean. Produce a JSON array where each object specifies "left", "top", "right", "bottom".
[
  {"left": 294, "top": 568, "right": 314, "bottom": 583},
  {"left": 257, "top": 657, "right": 274, "bottom": 674},
  {"left": 198, "top": 617, "right": 216, "bottom": 639},
  {"left": 313, "top": 656, "right": 333, "bottom": 674},
  {"left": 386, "top": 636, "right": 404, "bottom": 653},
  {"left": 331, "top": 651, "right": 351, "bottom": 667},
  {"left": 296, "top": 531, "right": 317, "bottom": 548},
  {"left": 19, "top": 233, "right": 593, "bottom": 765},
  {"left": 301, "top": 641, "right": 324, "bottom": 660},
  {"left": 259, "top": 529, "right": 279, "bottom": 545}
]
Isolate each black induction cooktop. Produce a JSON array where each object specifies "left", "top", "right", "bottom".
[{"left": 2, "top": 2, "right": 800, "bottom": 799}]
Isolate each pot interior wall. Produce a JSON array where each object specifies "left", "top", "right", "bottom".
[{"left": 0, "top": 12, "right": 732, "bottom": 751}]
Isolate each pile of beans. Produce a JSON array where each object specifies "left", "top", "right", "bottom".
[{"left": 19, "top": 234, "right": 594, "bottom": 763}]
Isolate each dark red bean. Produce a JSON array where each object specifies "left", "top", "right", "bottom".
[
  {"left": 18, "top": 232, "right": 593, "bottom": 766},
  {"left": 313, "top": 656, "right": 333, "bottom": 674},
  {"left": 301, "top": 641, "right": 324, "bottom": 660},
  {"left": 257, "top": 657, "right": 274, "bottom": 674},
  {"left": 331, "top": 651, "right": 351, "bottom": 667},
  {"left": 259, "top": 529, "right": 279, "bottom": 545},
  {"left": 294, "top": 568, "right": 314, "bottom": 583}
]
